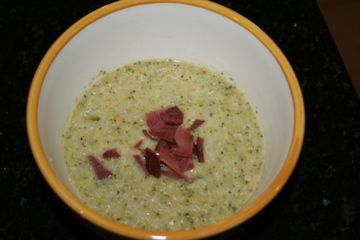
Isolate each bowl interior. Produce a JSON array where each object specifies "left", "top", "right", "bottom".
[{"left": 36, "top": 0, "right": 295, "bottom": 233}]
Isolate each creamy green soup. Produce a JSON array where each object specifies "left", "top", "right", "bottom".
[{"left": 64, "top": 59, "right": 264, "bottom": 231}]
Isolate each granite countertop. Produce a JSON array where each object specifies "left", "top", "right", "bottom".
[{"left": 0, "top": 0, "right": 359, "bottom": 239}]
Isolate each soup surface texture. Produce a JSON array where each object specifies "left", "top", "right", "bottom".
[{"left": 64, "top": 59, "right": 264, "bottom": 231}]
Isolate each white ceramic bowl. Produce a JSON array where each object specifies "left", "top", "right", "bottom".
[{"left": 27, "top": 0, "right": 305, "bottom": 239}]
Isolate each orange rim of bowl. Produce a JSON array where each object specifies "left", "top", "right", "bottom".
[{"left": 26, "top": 0, "right": 305, "bottom": 239}]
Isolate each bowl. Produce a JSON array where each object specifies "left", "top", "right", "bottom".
[{"left": 26, "top": 0, "right": 305, "bottom": 239}]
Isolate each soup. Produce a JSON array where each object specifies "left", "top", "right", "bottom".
[{"left": 63, "top": 59, "right": 264, "bottom": 231}]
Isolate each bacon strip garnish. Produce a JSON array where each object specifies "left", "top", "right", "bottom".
[
  {"left": 133, "top": 154, "right": 149, "bottom": 176},
  {"left": 133, "top": 139, "right": 144, "bottom": 149},
  {"left": 171, "top": 127, "right": 193, "bottom": 157},
  {"left": 196, "top": 137, "right": 205, "bottom": 163},
  {"left": 88, "top": 155, "right": 113, "bottom": 179},
  {"left": 142, "top": 129, "right": 158, "bottom": 141},
  {"left": 187, "top": 119, "right": 205, "bottom": 131},
  {"left": 145, "top": 106, "right": 183, "bottom": 142},
  {"left": 160, "top": 106, "right": 184, "bottom": 125},
  {"left": 162, "top": 168, "right": 188, "bottom": 181},
  {"left": 133, "top": 105, "right": 206, "bottom": 181},
  {"left": 102, "top": 148, "right": 120, "bottom": 159},
  {"left": 144, "top": 148, "right": 161, "bottom": 178}
]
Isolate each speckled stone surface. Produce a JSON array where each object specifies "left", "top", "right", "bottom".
[{"left": 0, "top": 0, "right": 359, "bottom": 239}]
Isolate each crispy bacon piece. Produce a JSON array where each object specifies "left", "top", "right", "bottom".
[
  {"left": 142, "top": 129, "right": 158, "bottom": 141},
  {"left": 145, "top": 106, "right": 184, "bottom": 142},
  {"left": 172, "top": 127, "right": 193, "bottom": 157},
  {"left": 160, "top": 106, "right": 184, "bottom": 125},
  {"left": 133, "top": 154, "right": 149, "bottom": 176},
  {"left": 146, "top": 109, "right": 163, "bottom": 128},
  {"left": 159, "top": 148, "right": 194, "bottom": 173},
  {"left": 158, "top": 149, "right": 182, "bottom": 174},
  {"left": 162, "top": 168, "right": 189, "bottom": 181},
  {"left": 144, "top": 148, "right": 161, "bottom": 178},
  {"left": 136, "top": 105, "right": 206, "bottom": 181},
  {"left": 102, "top": 148, "right": 120, "bottom": 159},
  {"left": 155, "top": 140, "right": 173, "bottom": 152},
  {"left": 187, "top": 119, "right": 205, "bottom": 131},
  {"left": 177, "top": 157, "right": 195, "bottom": 171},
  {"left": 148, "top": 127, "right": 177, "bottom": 142},
  {"left": 88, "top": 155, "right": 113, "bottom": 179},
  {"left": 146, "top": 106, "right": 184, "bottom": 126},
  {"left": 192, "top": 142, "right": 198, "bottom": 156},
  {"left": 133, "top": 140, "right": 143, "bottom": 149},
  {"left": 196, "top": 137, "right": 205, "bottom": 163}
]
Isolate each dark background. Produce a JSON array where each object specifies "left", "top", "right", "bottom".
[{"left": 1, "top": 0, "right": 359, "bottom": 239}]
